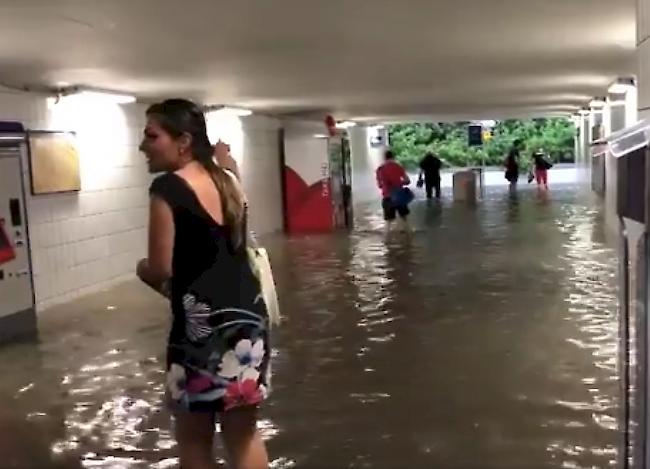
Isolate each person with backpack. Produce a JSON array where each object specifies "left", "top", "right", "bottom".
[
  {"left": 532, "top": 150, "right": 553, "bottom": 190},
  {"left": 376, "top": 150, "right": 413, "bottom": 232}
]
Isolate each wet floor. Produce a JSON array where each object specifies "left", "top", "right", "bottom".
[{"left": 0, "top": 184, "right": 621, "bottom": 468}]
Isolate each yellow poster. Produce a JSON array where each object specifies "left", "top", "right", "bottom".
[{"left": 28, "top": 132, "right": 81, "bottom": 194}]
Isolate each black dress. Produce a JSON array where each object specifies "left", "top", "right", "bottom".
[
  {"left": 505, "top": 149, "right": 520, "bottom": 183},
  {"left": 150, "top": 172, "right": 270, "bottom": 413}
]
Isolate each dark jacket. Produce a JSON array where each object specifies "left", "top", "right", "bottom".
[{"left": 420, "top": 154, "right": 442, "bottom": 179}]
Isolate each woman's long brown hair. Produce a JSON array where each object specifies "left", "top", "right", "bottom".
[{"left": 146, "top": 99, "right": 245, "bottom": 248}]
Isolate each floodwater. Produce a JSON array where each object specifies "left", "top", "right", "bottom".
[{"left": 0, "top": 184, "right": 621, "bottom": 468}]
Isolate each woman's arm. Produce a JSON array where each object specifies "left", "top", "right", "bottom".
[
  {"left": 137, "top": 195, "right": 174, "bottom": 296},
  {"left": 215, "top": 140, "right": 240, "bottom": 180}
]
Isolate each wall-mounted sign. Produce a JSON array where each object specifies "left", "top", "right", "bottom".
[
  {"left": 28, "top": 131, "right": 81, "bottom": 195},
  {"left": 370, "top": 134, "right": 384, "bottom": 148},
  {"left": 468, "top": 125, "right": 483, "bottom": 146}
]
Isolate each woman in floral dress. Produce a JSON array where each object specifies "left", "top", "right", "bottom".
[{"left": 137, "top": 99, "right": 270, "bottom": 469}]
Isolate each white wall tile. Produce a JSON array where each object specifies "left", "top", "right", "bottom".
[
  {"left": 31, "top": 248, "right": 46, "bottom": 276},
  {"left": 27, "top": 197, "right": 52, "bottom": 224},
  {"left": 33, "top": 274, "right": 52, "bottom": 302},
  {"left": 49, "top": 195, "right": 79, "bottom": 221},
  {"left": 74, "top": 238, "right": 107, "bottom": 265},
  {"left": 0, "top": 88, "right": 153, "bottom": 309},
  {"left": 1, "top": 87, "right": 285, "bottom": 311},
  {"left": 78, "top": 191, "right": 105, "bottom": 216}
]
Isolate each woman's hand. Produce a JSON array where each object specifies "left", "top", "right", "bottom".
[
  {"left": 136, "top": 258, "right": 149, "bottom": 280},
  {"left": 214, "top": 140, "right": 240, "bottom": 179},
  {"left": 137, "top": 258, "right": 159, "bottom": 288}
]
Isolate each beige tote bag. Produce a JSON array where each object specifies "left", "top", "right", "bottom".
[{"left": 248, "top": 247, "right": 282, "bottom": 326}]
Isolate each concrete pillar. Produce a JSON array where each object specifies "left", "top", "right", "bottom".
[
  {"left": 589, "top": 110, "right": 604, "bottom": 142},
  {"left": 580, "top": 114, "right": 591, "bottom": 160},
  {"left": 625, "top": 85, "right": 639, "bottom": 126},
  {"left": 638, "top": 0, "right": 650, "bottom": 119},
  {"left": 608, "top": 101, "right": 627, "bottom": 134},
  {"left": 575, "top": 113, "right": 591, "bottom": 185},
  {"left": 603, "top": 102, "right": 612, "bottom": 137},
  {"left": 348, "top": 125, "right": 388, "bottom": 205},
  {"left": 605, "top": 82, "right": 638, "bottom": 133}
]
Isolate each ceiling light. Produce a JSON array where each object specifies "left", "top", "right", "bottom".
[
  {"left": 61, "top": 88, "right": 136, "bottom": 104},
  {"left": 335, "top": 121, "right": 357, "bottom": 129},
  {"left": 609, "top": 83, "right": 631, "bottom": 94},
  {"left": 608, "top": 78, "right": 635, "bottom": 94},
  {"left": 589, "top": 99, "right": 606, "bottom": 108},
  {"left": 313, "top": 134, "right": 329, "bottom": 139},
  {"left": 205, "top": 105, "right": 253, "bottom": 117}
]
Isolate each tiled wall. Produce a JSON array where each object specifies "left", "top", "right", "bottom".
[
  {"left": 0, "top": 88, "right": 284, "bottom": 311},
  {"left": 0, "top": 87, "right": 151, "bottom": 310}
]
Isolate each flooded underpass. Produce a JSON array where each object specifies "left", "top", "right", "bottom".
[{"left": 0, "top": 184, "right": 621, "bottom": 468}]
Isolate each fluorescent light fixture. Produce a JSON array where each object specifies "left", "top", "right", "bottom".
[
  {"left": 608, "top": 78, "right": 635, "bottom": 94},
  {"left": 205, "top": 105, "right": 253, "bottom": 117},
  {"left": 335, "top": 121, "right": 357, "bottom": 129},
  {"left": 589, "top": 99, "right": 606, "bottom": 108},
  {"left": 61, "top": 88, "right": 136, "bottom": 104},
  {"left": 609, "top": 83, "right": 631, "bottom": 94},
  {"left": 313, "top": 134, "right": 329, "bottom": 139}
]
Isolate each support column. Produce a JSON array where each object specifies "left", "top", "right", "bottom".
[
  {"left": 625, "top": 85, "right": 639, "bottom": 126},
  {"left": 607, "top": 100, "right": 626, "bottom": 135},
  {"left": 638, "top": 0, "right": 650, "bottom": 119},
  {"left": 348, "top": 125, "right": 388, "bottom": 205},
  {"left": 575, "top": 112, "right": 592, "bottom": 185}
]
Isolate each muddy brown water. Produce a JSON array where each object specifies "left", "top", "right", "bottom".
[{"left": 0, "top": 185, "right": 621, "bottom": 468}]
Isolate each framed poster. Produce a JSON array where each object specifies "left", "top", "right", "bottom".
[{"left": 27, "top": 131, "right": 80, "bottom": 195}]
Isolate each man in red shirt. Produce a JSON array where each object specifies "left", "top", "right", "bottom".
[{"left": 376, "top": 150, "right": 411, "bottom": 231}]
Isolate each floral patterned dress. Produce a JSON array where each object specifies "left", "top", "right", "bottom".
[{"left": 150, "top": 173, "right": 269, "bottom": 413}]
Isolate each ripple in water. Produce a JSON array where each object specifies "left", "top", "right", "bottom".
[{"left": 0, "top": 185, "right": 622, "bottom": 468}]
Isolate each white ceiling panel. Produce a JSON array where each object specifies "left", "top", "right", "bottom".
[{"left": 0, "top": 0, "right": 636, "bottom": 121}]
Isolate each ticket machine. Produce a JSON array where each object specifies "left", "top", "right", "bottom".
[{"left": 0, "top": 122, "right": 36, "bottom": 343}]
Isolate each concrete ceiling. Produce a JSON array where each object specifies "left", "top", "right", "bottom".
[{"left": 0, "top": 0, "right": 637, "bottom": 122}]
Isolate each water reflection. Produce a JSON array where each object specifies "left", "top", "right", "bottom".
[{"left": 0, "top": 184, "right": 620, "bottom": 468}]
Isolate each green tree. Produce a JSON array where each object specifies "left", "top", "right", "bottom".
[{"left": 388, "top": 118, "right": 576, "bottom": 170}]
